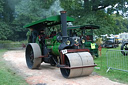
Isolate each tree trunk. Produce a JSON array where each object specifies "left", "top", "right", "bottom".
[{"left": 84, "top": 0, "right": 92, "bottom": 12}]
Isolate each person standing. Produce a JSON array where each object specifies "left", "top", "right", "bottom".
[{"left": 26, "top": 28, "right": 38, "bottom": 43}]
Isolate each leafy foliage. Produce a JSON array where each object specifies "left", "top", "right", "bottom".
[
  {"left": 15, "top": 0, "right": 56, "bottom": 21},
  {"left": 11, "top": 0, "right": 57, "bottom": 40},
  {"left": 0, "top": 0, "right": 128, "bottom": 40},
  {"left": 0, "top": 0, "right": 4, "bottom": 12},
  {"left": 60, "top": 0, "right": 128, "bottom": 14},
  {"left": 60, "top": 0, "right": 128, "bottom": 35},
  {"left": 0, "top": 0, "right": 56, "bottom": 40},
  {"left": 0, "top": 21, "right": 13, "bottom": 40},
  {"left": 113, "top": 15, "right": 128, "bottom": 33}
]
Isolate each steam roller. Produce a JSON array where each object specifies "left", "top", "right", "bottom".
[
  {"left": 26, "top": 43, "right": 95, "bottom": 78},
  {"left": 24, "top": 11, "right": 96, "bottom": 78}
]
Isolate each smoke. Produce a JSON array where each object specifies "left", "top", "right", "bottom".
[
  {"left": 15, "top": 0, "right": 63, "bottom": 18},
  {"left": 15, "top": 0, "right": 31, "bottom": 15},
  {"left": 42, "top": 0, "right": 63, "bottom": 17},
  {"left": 6, "top": 0, "right": 15, "bottom": 10}
]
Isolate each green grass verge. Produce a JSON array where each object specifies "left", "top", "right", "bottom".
[
  {"left": 94, "top": 47, "right": 128, "bottom": 84},
  {"left": 0, "top": 49, "right": 28, "bottom": 85},
  {"left": 0, "top": 40, "right": 27, "bottom": 44},
  {"left": 0, "top": 40, "right": 27, "bottom": 49}
]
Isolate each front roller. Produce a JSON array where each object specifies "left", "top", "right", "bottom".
[
  {"left": 60, "top": 52, "right": 95, "bottom": 78},
  {"left": 25, "top": 43, "right": 42, "bottom": 69}
]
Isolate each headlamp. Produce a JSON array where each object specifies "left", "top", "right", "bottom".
[
  {"left": 66, "top": 40, "right": 70, "bottom": 45},
  {"left": 82, "top": 39, "right": 85, "bottom": 43}
]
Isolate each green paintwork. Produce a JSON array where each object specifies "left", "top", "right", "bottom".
[
  {"left": 85, "top": 41, "right": 92, "bottom": 46},
  {"left": 45, "top": 38, "right": 53, "bottom": 46},
  {"left": 47, "top": 46, "right": 53, "bottom": 49},
  {"left": 52, "top": 36, "right": 60, "bottom": 55},
  {"left": 36, "top": 36, "right": 60, "bottom": 56},
  {"left": 52, "top": 36, "right": 57, "bottom": 41},
  {"left": 24, "top": 15, "right": 75, "bottom": 28},
  {"left": 45, "top": 36, "right": 60, "bottom": 56},
  {"left": 52, "top": 43, "right": 60, "bottom": 56},
  {"left": 85, "top": 42, "right": 99, "bottom": 57}
]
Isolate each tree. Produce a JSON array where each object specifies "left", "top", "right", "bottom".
[
  {"left": 60, "top": 0, "right": 128, "bottom": 35},
  {"left": 0, "top": 21, "right": 13, "bottom": 40},
  {"left": 0, "top": 0, "right": 23, "bottom": 40},
  {"left": 112, "top": 15, "right": 128, "bottom": 33},
  {"left": 9, "top": 0, "right": 57, "bottom": 40},
  {"left": 0, "top": 0, "right": 14, "bottom": 40},
  {"left": 15, "top": 0, "right": 56, "bottom": 21},
  {"left": 1, "top": 0, "right": 128, "bottom": 40},
  {"left": 0, "top": 0, "right": 3, "bottom": 12},
  {"left": 0, "top": 0, "right": 16, "bottom": 22},
  {"left": 60, "top": 0, "right": 128, "bottom": 15}
]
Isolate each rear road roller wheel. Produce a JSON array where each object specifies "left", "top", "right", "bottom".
[
  {"left": 26, "top": 43, "right": 42, "bottom": 69},
  {"left": 60, "top": 52, "right": 94, "bottom": 78}
]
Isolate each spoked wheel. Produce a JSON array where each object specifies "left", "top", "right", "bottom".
[
  {"left": 121, "top": 43, "right": 128, "bottom": 56},
  {"left": 26, "top": 43, "right": 42, "bottom": 69},
  {"left": 60, "top": 52, "right": 94, "bottom": 78},
  {"left": 29, "top": 49, "right": 34, "bottom": 65}
]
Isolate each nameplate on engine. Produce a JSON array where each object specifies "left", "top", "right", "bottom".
[{"left": 62, "top": 49, "right": 67, "bottom": 54}]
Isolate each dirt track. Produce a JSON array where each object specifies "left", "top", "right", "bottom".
[{"left": 3, "top": 50, "right": 127, "bottom": 85}]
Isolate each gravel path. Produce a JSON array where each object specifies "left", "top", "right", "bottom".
[{"left": 3, "top": 50, "right": 127, "bottom": 85}]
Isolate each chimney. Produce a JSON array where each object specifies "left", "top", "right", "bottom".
[{"left": 60, "top": 11, "right": 67, "bottom": 37}]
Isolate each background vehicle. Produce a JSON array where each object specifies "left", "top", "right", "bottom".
[
  {"left": 67, "top": 25, "right": 99, "bottom": 57},
  {"left": 104, "top": 37, "right": 119, "bottom": 48},
  {"left": 121, "top": 42, "right": 128, "bottom": 55}
]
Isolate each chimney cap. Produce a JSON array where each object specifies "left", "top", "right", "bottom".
[{"left": 60, "top": 11, "right": 66, "bottom": 13}]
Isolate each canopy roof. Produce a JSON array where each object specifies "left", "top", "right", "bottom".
[
  {"left": 67, "top": 25, "right": 99, "bottom": 30},
  {"left": 23, "top": 15, "right": 75, "bottom": 28}
]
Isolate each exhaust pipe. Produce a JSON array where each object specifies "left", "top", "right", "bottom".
[
  {"left": 60, "top": 11, "right": 68, "bottom": 42},
  {"left": 59, "top": 11, "right": 69, "bottom": 50}
]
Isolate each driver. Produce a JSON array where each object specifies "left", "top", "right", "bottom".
[{"left": 38, "top": 29, "right": 45, "bottom": 43}]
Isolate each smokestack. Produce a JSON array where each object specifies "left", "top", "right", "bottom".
[{"left": 60, "top": 11, "right": 67, "bottom": 37}]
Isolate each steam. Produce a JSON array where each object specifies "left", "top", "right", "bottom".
[
  {"left": 15, "top": 0, "right": 63, "bottom": 18},
  {"left": 42, "top": 0, "right": 63, "bottom": 17},
  {"left": 6, "top": 0, "right": 15, "bottom": 11},
  {"left": 15, "top": 0, "right": 31, "bottom": 15}
]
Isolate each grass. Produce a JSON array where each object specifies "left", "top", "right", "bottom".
[
  {"left": 0, "top": 40, "right": 27, "bottom": 44},
  {"left": 0, "top": 49, "right": 28, "bottom": 85},
  {"left": 0, "top": 40, "right": 27, "bottom": 49},
  {"left": 94, "top": 46, "right": 128, "bottom": 84}
]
